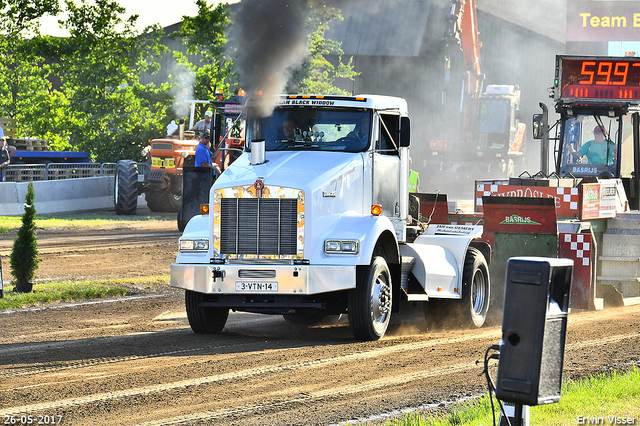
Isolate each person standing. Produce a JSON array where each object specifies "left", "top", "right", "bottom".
[
  {"left": 409, "top": 157, "right": 420, "bottom": 193},
  {"left": 0, "top": 124, "right": 16, "bottom": 158},
  {"left": 190, "top": 110, "right": 213, "bottom": 136},
  {"left": 0, "top": 137, "right": 11, "bottom": 182},
  {"left": 195, "top": 130, "right": 221, "bottom": 177}
]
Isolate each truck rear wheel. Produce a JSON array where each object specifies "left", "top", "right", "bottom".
[
  {"left": 461, "top": 247, "right": 490, "bottom": 328},
  {"left": 185, "top": 290, "right": 229, "bottom": 334},
  {"left": 114, "top": 160, "right": 138, "bottom": 215},
  {"left": 348, "top": 256, "right": 392, "bottom": 341}
]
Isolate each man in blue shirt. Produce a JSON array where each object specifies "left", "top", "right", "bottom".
[{"left": 195, "top": 130, "right": 221, "bottom": 177}]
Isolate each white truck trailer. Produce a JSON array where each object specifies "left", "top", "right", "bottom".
[{"left": 170, "top": 94, "right": 492, "bottom": 341}]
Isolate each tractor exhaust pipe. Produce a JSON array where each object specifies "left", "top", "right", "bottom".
[{"left": 179, "top": 119, "right": 185, "bottom": 140}]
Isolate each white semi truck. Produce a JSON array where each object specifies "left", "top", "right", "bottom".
[{"left": 170, "top": 94, "right": 492, "bottom": 341}]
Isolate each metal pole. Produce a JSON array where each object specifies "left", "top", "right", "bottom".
[
  {"left": 514, "top": 404, "right": 523, "bottom": 426},
  {"left": 539, "top": 102, "right": 549, "bottom": 175}
]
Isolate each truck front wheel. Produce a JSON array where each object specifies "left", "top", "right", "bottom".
[
  {"left": 185, "top": 290, "right": 229, "bottom": 334},
  {"left": 461, "top": 248, "right": 490, "bottom": 328},
  {"left": 348, "top": 256, "right": 392, "bottom": 341}
]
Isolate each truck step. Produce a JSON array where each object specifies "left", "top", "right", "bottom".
[
  {"left": 400, "top": 256, "right": 415, "bottom": 292},
  {"left": 400, "top": 256, "right": 431, "bottom": 301}
]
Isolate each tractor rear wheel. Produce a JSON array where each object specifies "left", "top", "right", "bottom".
[{"left": 114, "top": 160, "right": 138, "bottom": 215}]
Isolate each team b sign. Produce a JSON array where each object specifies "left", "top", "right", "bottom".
[{"left": 568, "top": 0, "right": 640, "bottom": 42}]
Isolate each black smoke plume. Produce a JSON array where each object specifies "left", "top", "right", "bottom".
[{"left": 231, "top": 0, "right": 312, "bottom": 116}]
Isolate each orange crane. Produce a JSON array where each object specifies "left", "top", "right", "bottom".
[
  {"left": 425, "top": 0, "right": 525, "bottom": 193},
  {"left": 445, "top": 0, "right": 483, "bottom": 134}
]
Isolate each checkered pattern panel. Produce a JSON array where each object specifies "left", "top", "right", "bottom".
[
  {"left": 560, "top": 233, "right": 591, "bottom": 266},
  {"left": 555, "top": 186, "right": 580, "bottom": 211},
  {"left": 475, "top": 183, "right": 580, "bottom": 213}
]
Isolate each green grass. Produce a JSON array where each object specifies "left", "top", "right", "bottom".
[
  {"left": 0, "top": 275, "right": 171, "bottom": 310},
  {"left": 0, "top": 211, "right": 173, "bottom": 234},
  {"left": 380, "top": 366, "right": 640, "bottom": 426}
]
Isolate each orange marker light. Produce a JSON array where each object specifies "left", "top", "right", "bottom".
[
  {"left": 371, "top": 205, "right": 382, "bottom": 216},
  {"left": 200, "top": 204, "right": 210, "bottom": 214},
  {"left": 437, "top": 287, "right": 442, "bottom": 292}
]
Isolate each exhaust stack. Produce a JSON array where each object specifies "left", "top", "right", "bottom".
[
  {"left": 179, "top": 119, "right": 185, "bottom": 140},
  {"left": 251, "top": 139, "right": 266, "bottom": 165}
]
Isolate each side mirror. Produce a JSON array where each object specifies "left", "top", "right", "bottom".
[
  {"left": 532, "top": 114, "right": 543, "bottom": 139},
  {"left": 400, "top": 116, "right": 410, "bottom": 147}
]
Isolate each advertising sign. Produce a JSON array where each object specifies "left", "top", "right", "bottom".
[
  {"left": 581, "top": 182, "right": 618, "bottom": 219},
  {"left": 567, "top": 0, "right": 640, "bottom": 42}
]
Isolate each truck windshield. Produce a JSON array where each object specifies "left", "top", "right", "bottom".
[
  {"left": 559, "top": 114, "right": 620, "bottom": 177},
  {"left": 245, "top": 108, "right": 371, "bottom": 152},
  {"left": 478, "top": 99, "right": 509, "bottom": 134}
]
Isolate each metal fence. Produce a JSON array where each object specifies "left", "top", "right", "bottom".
[
  {"left": 3, "top": 162, "right": 149, "bottom": 182},
  {"left": 3, "top": 163, "right": 117, "bottom": 182}
]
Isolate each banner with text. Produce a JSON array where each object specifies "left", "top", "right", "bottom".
[{"left": 568, "top": 0, "right": 640, "bottom": 42}]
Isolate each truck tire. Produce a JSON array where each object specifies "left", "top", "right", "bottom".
[
  {"left": 114, "top": 160, "right": 138, "bottom": 215},
  {"left": 177, "top": 207, "right": 187, "bottom": 232},
  {"left": 461, "top": 247, "right": 490, "bottom": 328},
  {"left": 348, "top": 256, "right": 392, "bottom": 341},
  {"left": 145, "top": 182, "right": 182, "bottom": 212},
  {"left": 185, "top": 290, "right": 229, "bottom": 334}
]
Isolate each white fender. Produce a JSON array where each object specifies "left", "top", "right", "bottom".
[{"left": 400, "top": 224, "right": 484, "bottom": 299}]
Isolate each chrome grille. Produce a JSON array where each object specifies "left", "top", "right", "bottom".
[{"left": 220, "top": 198, "right": 298, "bottom": 256}]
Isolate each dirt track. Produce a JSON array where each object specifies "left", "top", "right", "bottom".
[{"left": 0, "top": 215, "right": 639, "bottom": 425}]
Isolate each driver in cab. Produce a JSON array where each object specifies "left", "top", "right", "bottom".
[{"left": 567, "top": 125, "right": 615, "bottom": 165}]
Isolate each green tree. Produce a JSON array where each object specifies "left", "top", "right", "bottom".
[
  {"left": 0, "top": 0, "right": 68, "bottom": 146},
  {"left": 174, "top": 0, "right": 236, "bottom": 120},
  {"left": 51, "top": 0, "right": 172, "bottom": 162},
  {"left": 10, "top": 182, "right": 39, "bottom": 293},
  {"left": 286, "top": 4, "right": 358, "bottom": 95}
]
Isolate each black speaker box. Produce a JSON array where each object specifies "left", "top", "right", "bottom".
[{"left": 495, "top": 257, "right": 573, "bottom": 406}]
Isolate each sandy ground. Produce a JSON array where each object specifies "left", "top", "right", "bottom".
[{"left": 0, "top": 215, "right": 638, "bottom": 425}]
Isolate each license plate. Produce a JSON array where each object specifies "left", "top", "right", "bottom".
[
  {"left": 151, "top": 157, "right": 175, "bottom": 168},
  {"left": 235, "top": 282, "right": 278, "bottom": 292}
]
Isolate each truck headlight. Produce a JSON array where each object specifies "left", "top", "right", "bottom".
[
  {"left": 325, "top": 240, "right": 359, "bottom": 254},
  {"left": 179, "top": 239, "right": 209, "bottom": 252}
]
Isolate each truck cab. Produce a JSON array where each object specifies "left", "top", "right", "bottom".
[{"left": 171, "top": 94, "right": 491, "bottom": 341}]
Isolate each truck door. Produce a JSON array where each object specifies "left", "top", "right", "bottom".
[{"left": 372, "top": 113, "right": 401, "bottom": 218}]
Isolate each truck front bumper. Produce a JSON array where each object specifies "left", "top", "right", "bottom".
[{"left": 170, "top": 263, "right": 356, "bottom": 295}]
